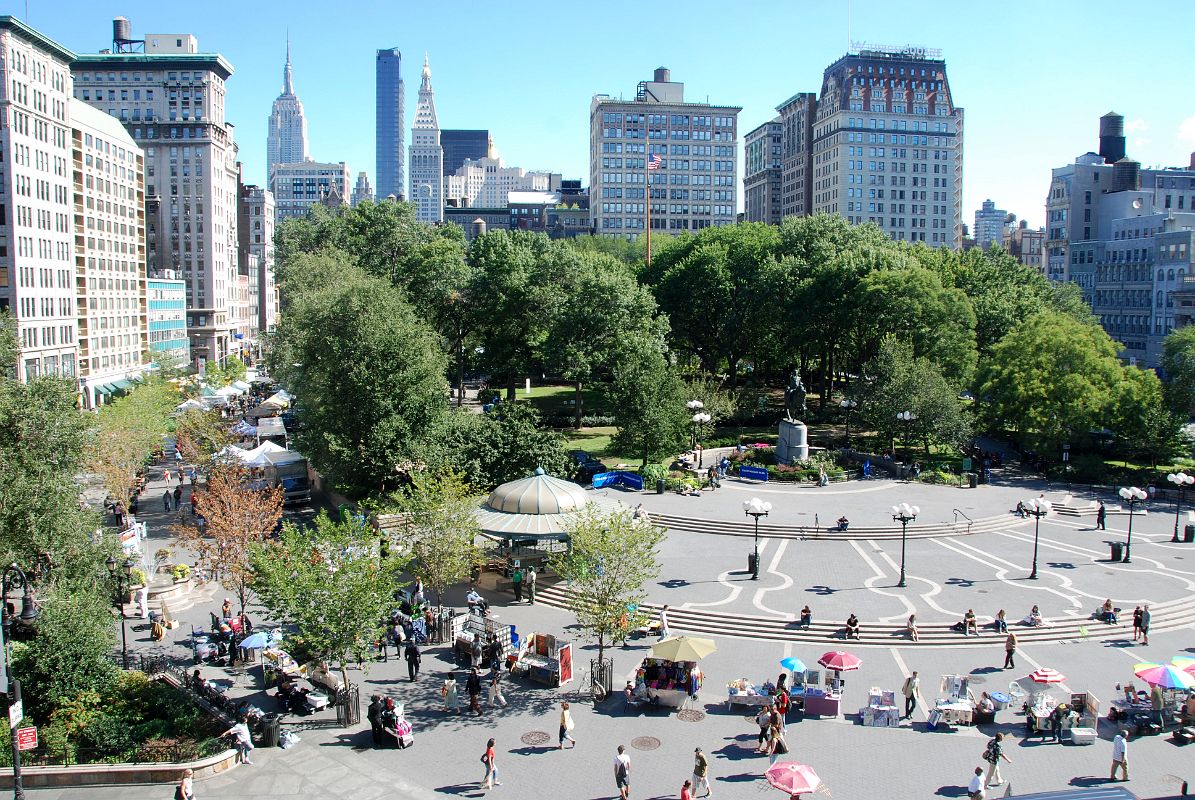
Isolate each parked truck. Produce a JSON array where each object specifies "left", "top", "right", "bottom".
[{"left": 262, "top": 450, "right": 311, "bottom": 505}]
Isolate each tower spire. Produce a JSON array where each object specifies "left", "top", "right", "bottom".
[
  {"left": 421, "top": 52, "right": 432, "bottom": 91},
  {"left": 283, "top": 33, "right": 294, "bottom": 94}
]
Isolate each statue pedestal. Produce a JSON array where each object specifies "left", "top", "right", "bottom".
[{"left": 777, "top": 419, "right": 809, "bottom": 465}]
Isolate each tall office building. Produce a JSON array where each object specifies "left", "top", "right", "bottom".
[
  {"left": 271, "top": 161, "right": 350, "bottom": 222},
  {"left": 441, "top": 129, "right": 488, "bottom": 177},
  {"left": 744, "top": 119, "right": 782, "bottom": 224},
  {"left": 73, "top": 20, "right": 241, "bottom": 368},
  {"left": 350, "top": 171, "right": 373, "bottom": 206},
  {"left": 147, "top": 273, "right": 187, "bottom": 363},
  {"left": 973, "top": 199, "right": 1007, "bottom": 250},
  {"left": 409, "top": 55, "right": 443, "bottom": 224},
  {"left": 590, "top": 67, "right": 741, "bottom": 237},
  {"left": 266, "top": 40, "right": 308, "bottom": 184},
  {"left": 237, "top": 180, "right": 275, "bottom": 339},
  {"left": 0, "top": 17, "right": 78, "bottom": 382},
  {"left": 777, "top": 93, "right": 817, "bottom": 219},
  {"left": 375, "top": 48, "right": 404, "bottom": 200}
]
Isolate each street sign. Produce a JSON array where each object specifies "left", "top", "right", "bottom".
[
  {"left": 8, "top": 699, "right": 22, "bottom": 728},
  {"left": 16, "top": 726, "right": 36, "bottom": 751}
]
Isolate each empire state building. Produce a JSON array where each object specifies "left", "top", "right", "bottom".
[{"left": 266, "top": 40, "right": 309, "bottom": 183}]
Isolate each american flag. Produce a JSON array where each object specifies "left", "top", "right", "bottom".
[{"left": 647, "top": 153, "right": 663, "bottom": 170}]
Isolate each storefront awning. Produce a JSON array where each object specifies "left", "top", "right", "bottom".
[
  {"left": 111, "top": 379, "right": 133, "bottom": 391},
  {"left": 94, "top": 383, "right": 115, "bottom": 396}
]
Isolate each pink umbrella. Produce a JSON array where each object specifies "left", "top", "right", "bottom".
[
  {"left": 1134, "top": 663, "right": 1195, "bottom": 690},
  {"left": 1172, "top": 656, "right": 1195, "bottom": 674},
  {"left": 1028, "top": 667, "right": 1066, "bottom": 684},
  {"left": 818, "top": 651, "right": 863, "bottom": 672},
  {"left": 766, "top": 762, "right": 822, "bottom": 796}
]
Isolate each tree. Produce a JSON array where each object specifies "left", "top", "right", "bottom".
[
  {"left": 1127, "top": 405, "right": 1193, "bottom": 469},
  {"left": 547, "top": 505, "right": 664, "bottom": 665},
  {"left": 173, "top": 408, "right": 233, "bottom": 468},
  {"left": 1162, "top": 325, "right": 1195, "bottom": 416},
  {"left": 439, "top": 403, "right": 571, "bottom": 489},
  {"left": 379, "top": 471, "right": 481, "bottom": 612},
  {"left": 173, "top": 464, "right": 283, "bottom": 617},
  {"left": 89, "top": 380, "right": 178, "bottom": 508},
  {"left": 609, "top": 345, "right": 690, "bottom": 468},
  {"left": 250, "top": 512, "right": 408, "bottom": 690}
]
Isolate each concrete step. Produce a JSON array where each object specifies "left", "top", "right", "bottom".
[{"left": 647, "top": 511, "right": 1020, "bottom": 541}]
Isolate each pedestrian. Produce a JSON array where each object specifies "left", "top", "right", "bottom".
[
  {"left": 1110, "top": 728, "right": 1129, "bottom": 781},
  {"left": 967, "top": 766, "right": 985, "bottom": 800},
  {"left": 691, "top": 746, "right": 711, "bottom": 797},
  {"left": 366, "top": 695, "right": 384, "bottom": 746},
  {"left": 222, "top": 716, "right": 254, "bottom": 765},
  {"left": 614, "top": 744, "right": 631, "bottom": 800},
  {"left": 163, "top": 490, "right": 172, "bottom": 512},
  {"left": 1096, "top": 500, "right": 1107, "bottom": 530},
  {"left": 983, "top": 732, "right": 1011, "bottom": 788},
  {"left": 658, "top": 604, "right": 670, "bottom": 641},
  {"left": 767, "top": 723, "right": 788, "bottom": 765},
  {"left": 1139, "top": 604, "right": 1150, "bottom": 646},
  {"left": 1132, "top": 606, "right": 1142, "bottom": 641},
  {"left": 558, "top": 701, "right": 576, "bottom": 749},
  {"left": 489, "top": 672, "right": 507, "bottom": 708},
  {"left": 442, "top": 674, "right": 459, "bottom": 714},
  {"left": 681, "top": 779, "right": 695, "bottom": 800},
  {"left": 755, "top": 705, "right": 772, "bottom": 751},
  {"left": 176, "top": 767, "right": 195, "bottom": 800},
  {"left": 512, "top": 565, "right": 523, "bottom": 603},
  {"left": 467, "top": 667, "right": 483, "bottom": 715},
  {"left": 173, "top": 484, "right": 183, "bottom": 509},
  {"left": 1003, "top": 632, "right": 1017, "bottom": 670},
  {"left": 480, "top": 737, "right": 500, "bottom": 789},
  {"left": 471, "top": 637, "right": 483, "bottom": 670},
  {"left": 405, "top": 641, "right": 421, "bottom": 682},
  {"left": 527, "top": 566, "right": 537, "bottom": 605},
  {"left": 1050, "top": 702, "right": 1067, "bottom": 742},
  {"left": 773, "top": 683, "right": 789, "bottom": 731},
  {"left": 164, "top": 468, "right": 172, "bottom": 484},
  {"left": 901, "top": 671, "right": 920, "bottom": 719}
]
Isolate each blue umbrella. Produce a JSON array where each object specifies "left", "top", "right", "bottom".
[
  {"left": 780, "top": 656, "right": 806, "bottom": 672},
  {"left": 239, "top": 631, "right": 269, "bottom": 650}
]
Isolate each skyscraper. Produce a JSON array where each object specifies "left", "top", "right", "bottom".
[
  {"left": 375, "top": 48, "right": 405, "bottom": 201},
  {"left": 441, "top": 129, "right": 488, "bottom": 177},
  {"left": 266, "top": 39, "right": 308, "bottom": 185},
  {"left": 744, "top": 119, "right": 782, "bottom": 224},
  {"left": 409, "top": 55, "right": 443, "bottom": 223},
  {"left": 972, "top": 199, "right": 1007, "bottom": 250},
  {"left": 351, "top": 172, "right": 373, "bottom": 206}
]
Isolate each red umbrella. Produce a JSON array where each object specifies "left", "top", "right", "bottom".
[
  {"left": 818, "top": 651, "right": 862, "bottom": 672},
  {"left": 766, "top": 762, "right": 822, "bottom": 796},
  {"left": 1028, "top": 667, "right": 1066, "bottom": 684}
]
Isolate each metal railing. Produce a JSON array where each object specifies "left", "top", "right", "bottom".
[
  {"left": 953, "top": 508, "right": 974, "bottom": 533},
  {"left": 3, "top": 739, "right": 225, "bottom": 768}
]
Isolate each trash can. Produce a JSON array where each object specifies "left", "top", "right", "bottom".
[
  {"left": 656, "top": 479, "right": 665, "bottom": 495},
  {"left": 748, "top": 553, "right": 758, "bottom": 576},
  {"left": 1110, "top": 542, "right": 1123, "bottom": 561},
  {"left": 1185, "top": 524, "right": 1195, "bottom": 543},
  {"left": 967, "top": 472, "right": 978, "bottom": 489},
  {"left": 989, "top": 691, "right": 1010, "bottom": 711},
  {"left": 259, "top": 713, "right": 281, "bottom": 748}
]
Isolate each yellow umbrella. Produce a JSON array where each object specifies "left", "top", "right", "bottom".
[{"left": 650, "top": 636, "right": 717, "bottom": 661}]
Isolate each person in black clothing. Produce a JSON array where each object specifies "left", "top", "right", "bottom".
[
  {"left": 366, "top": 695, "right": 384, "bottom": 746},
  {"left": 405, "top": 641, "right": 421, "bottom": 682},
  {"left": 466, "top": 668, "right": 483, "bottom": 715},
  {"left": 1096, "top": 501, "right": 1107, "bottom": 530}
]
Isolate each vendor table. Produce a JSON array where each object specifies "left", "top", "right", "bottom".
[
  {"left": 793, "top": 689, "right": 840, "bottom": 717},
  {"left": 648, "top": 687, "right": 691, "bottom": 709},
  {"left": 727, "top": 690, "right": 773, "bottom": 710}
]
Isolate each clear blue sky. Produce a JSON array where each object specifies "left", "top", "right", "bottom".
[{"left": 26, "top": 0, "right": 1195, "bottom": 228}]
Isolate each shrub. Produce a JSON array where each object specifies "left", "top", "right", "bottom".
[
  {"left": 170, "top": 563, "right": 191, "bottom": 581},
  {"left": 640, "top": 464, "right": 668, "bottom": 484},
  {"left": 130, "top": 567, "right": 147, "bottom": 587}
]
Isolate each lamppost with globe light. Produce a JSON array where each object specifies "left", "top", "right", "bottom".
[
  {"left": 1167, "top": 472, "right": 1193, "bottom": 543},
  {"left": 1022, "top": 497, "right": 1052, "bottom": 579},
  {"left": 1118, "top": 486, "right": 1147, "bottom": 563},
  {"left": 2, "top": 563, "right": 40, "bottom": 800},
  {"left": 106, "top": 555, "right": 136, "bottom": 669},
  {"left": 686, "top": 400, "right": 710, "bottom": 452},
  {"left": 891, "top": 502, "right": 919, "bottom": 587},
  {"left": 840, "top": 398, "right": 857, "bottom": 448},
  {"left": 743, "top": 497, "right": 771, "bottom": 580},
  {"left": 896, "top": 410, "right": 916, "bottom": 462}
]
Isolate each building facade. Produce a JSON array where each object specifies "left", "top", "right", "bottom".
[
  {"left": 0, "top": 18, "right": 78, "bottom": 382},
  {"left": 265, "top": 41, "right": 308, "bottom": 184},
  {"left": 973, "top": 198, "right": 1006, "bottom": 250},
  {"left": 146, "top": 272, "right": 187, "bottom": 363},
  {"left": 777, "top": 92, "right": 817, "bottom": 220},
  {"left": 375, "top": 48, "right": 404, "bottom": 201},
  {"left": 444, "top": 142, "right": 559, "bottom": 209},
  {"left": 270, "top": 160, "right": 349, "bottom": 223},
  {"left": 237, "top": 180, "right": 275, "bottom": 345},
  {"left": 744, "top": 119, "right": 782, "bottom": 224},
  {"left": 1003, "top": 220, "right": 1045, "bottom": 274},
  {"left": 409, "top": 56, "right": 443, "bottom": 223},
  {"left": 71, "top": 100, "right": 147, "bottom": 408},
  {"left": 441, "top": 129, "right": 488, "bottom": 177},
  {"left": 72, "top": 24, "right": 240, "bottom": 368},
  {"left": 350, "top": 171, "right": 372, "bottom": 206}
]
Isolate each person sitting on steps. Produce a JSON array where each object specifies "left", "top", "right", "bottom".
[
  {"left": 845, "top": 613, "right": 861, "bottom": 639},
  {"left": 836, "top": 516, "right": 850, "bottom": 532},
  {"left": 799, "top": 605, "right": 812, "bottom": 628}
]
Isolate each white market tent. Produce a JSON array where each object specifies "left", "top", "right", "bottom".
[
  {"left": 261, "top": 391, "right": 290, "bottom": 409},
  {"left": 174, "top": 399, "right": 206, "bottom": 413},
  {"left": 215, "top": 385, "right": 243, "bottom": 397},
  {"left": 242, "top": 441, "right": 288, "bottom": 467}
]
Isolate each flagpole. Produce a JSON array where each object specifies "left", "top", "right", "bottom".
[{"left": 645, "top": 158, "right": 652, "bottom": 267}]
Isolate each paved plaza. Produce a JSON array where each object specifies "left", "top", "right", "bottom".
[{"left": 26, "top": 469, "right": 1195, "bottom": 800}]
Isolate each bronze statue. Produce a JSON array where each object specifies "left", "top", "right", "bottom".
[{"left": 784, "top": 370, "right": 806, "bottom": 421}]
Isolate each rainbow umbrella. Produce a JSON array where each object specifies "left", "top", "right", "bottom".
[
  {"left": 766, "top": 762, "right": 822, "bottom": 796},
  {"left": 1134, "top": 662, "right": 1195, "bottom": 690},
  {"left": 1171, "top": 656, "right": 1195, "bottom": 674}
]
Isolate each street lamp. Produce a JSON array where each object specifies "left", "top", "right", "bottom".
[
  {"left": 2, "top": 563, "right": 40, "bottom": 800},
  {"left": 743, "top": 497, "right": 772, "bottom": 581},
  {"left": 106, "top": 555, "right": 135, "bottom": 669},
  {"left": 687, "top": 400, "right": 710, "bottom": 451},
  {"left": 891, "top": 502, "right": 919, "bottom": 588},
  {"left": 1117, "top": 486, "right": 1147, "bottom": 563},
  {"left": 896, "top": 410, "right": 916, "bottom": 462},
  {"left": 840, "top": 398, "right": 857, "bottom": 448},
  {"left": 1023, "top": 498, "right": 1052, "bottom": 579},
  {"left": 1167, "top": 472, "right": 1193, "bottom": 543}
]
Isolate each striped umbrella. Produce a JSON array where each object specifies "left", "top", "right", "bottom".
[
  {"left": 1134, "top": 662, "right": 1195, "bottom": 690},
  {"left": 1028, "top": 667, "right": 1066, "bottom": 684},
  {"left": 1171, "top": 656, "right": 1195, "bottom": 674}
]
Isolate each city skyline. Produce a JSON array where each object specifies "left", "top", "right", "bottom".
[{"left": 19, "top": 0, "right": 1195, "bottom": 229}]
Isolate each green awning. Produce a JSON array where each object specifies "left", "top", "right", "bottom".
[
  {"left": 111, "top": 379, "right": 133, "bottom": 391},
  {"left": 94, "top": 383, "right": 114, "bottom": 396}
]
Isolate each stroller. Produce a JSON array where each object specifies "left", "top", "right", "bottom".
[{"left": 379, "top": 699, "right": 414, "bottom": 748}]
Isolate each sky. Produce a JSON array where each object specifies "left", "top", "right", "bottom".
[{"left": 21, "top": 0, "right": 1195, "bottom": 229}]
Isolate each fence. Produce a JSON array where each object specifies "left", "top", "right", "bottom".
[
  {"left": 590, "top": 656, "right": 614, "bottom": 698},
  {"left": 6, "top": 739, "right": 225, "bottom": 769},
  {"left": 334, "top": 683, "right": 361, "bottom": 727},
  {"left": 105, "top": 651, "right": 170, "bottom": 674}
]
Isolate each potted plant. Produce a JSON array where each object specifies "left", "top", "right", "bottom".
[{"left": 170, "top": 563, "right": 191, "bottom": 583}]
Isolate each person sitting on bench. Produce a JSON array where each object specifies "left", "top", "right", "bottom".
[
  {"left": 466, "top": 587, "right": 488, "bottom": 616},
  {"left": 836, "top": 516, "right": 850, "bottom": 532},
  {"left": 845, "top": 613, "right": 861, "bottom": 639}
]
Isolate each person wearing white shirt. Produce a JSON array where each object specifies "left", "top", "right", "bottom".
[
  {"left": 967, "top": 766, "right": 986, "bottom": 799},
  {"left": 222, "top": 719, "right": 254, "bottom": 765},
  {"left": 1110, "top": 729, "right": 1129, "bottom": 781},
  {"left": 657, "top": 605, "right": 670, "bottom": 641}
]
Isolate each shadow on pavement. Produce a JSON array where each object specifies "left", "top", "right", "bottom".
[{"left": 933, "top": 786, "right": 969, "bottom": 798}]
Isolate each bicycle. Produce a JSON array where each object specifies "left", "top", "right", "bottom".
[{"left": 573, "top": 669, "right": 607, "bottom": 704}]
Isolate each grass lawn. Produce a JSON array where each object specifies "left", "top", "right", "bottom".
[
  {"left": 523, "top": 383, "right": 613, "bottom": 418},
  {"left": 559, "top": 425, "right": 645, "bottom": 467}
]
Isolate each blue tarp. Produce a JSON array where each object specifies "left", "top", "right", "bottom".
[
  {"left": 739, "top": 465, "right": 769, "bottom": 482},
  {"left": 592, "top": 471, "right": 645, "bottom": 491}
]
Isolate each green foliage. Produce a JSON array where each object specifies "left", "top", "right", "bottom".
[
  {"left": 173, "top": 408, "right": 233, "bottom": 467},
  {"left": 251, "top": 512, "right": 410, "bottom": 687},
  {"left": 439, "top": 403, "right": 570, "bottom": 489},
  {"left": 1162, "top": 325, "right": 1195, "bottom": 415},
  {"left": 609, "top": 345, "right": 691, "bottom": 468},
  {"left": 170, "top": 563, "right": 191, "bottom": 581},
  {"left": 547, "top": 505, "right": 664, "bottom": 663},
  {"left": 90, "top": 378, "right": 178, "bottom": 506}
]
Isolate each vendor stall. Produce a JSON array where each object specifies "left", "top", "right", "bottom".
[
  {"left": 513, "top": 632, "right": 572, "bottom": 687},
  {"left": 928, "top": 674, "right": 974, "bottom": 730},
  {"left": 452, "top": 612, "right": 513, "bottom": 665},
  {"left": 859, "top": 688, "right": 900, "bottom": 728},
  {"left": 790, "top": 670, "right": 840, "bottom": 717},
  {"left": 726, "top": 678, "right": 773, "bottom": 710},
  {"left": 634, "top": 657, "right": 702, "bottom": 709}
]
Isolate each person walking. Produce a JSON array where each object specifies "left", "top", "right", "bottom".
[
  {"left": 442, "top": 675, "right": 460, "bottom": 714},
  {"left": 558, "top": 701, "right": 576, "bottom": 749},
  {"left": 164, "top": 468, "right": 172, "bottom": 485},
  {"left": 691, "top": 746, "right": 712, "bottom": 798},
  {"left": 404, "top": 641, "right": 421, "bottom": 682},
  {"left": 173, "top": 484, "right": 183, "bottom": 511},
  {"left": 527, "top": 566, "right": 537, "bottom": 605},
  {"left": 222, "top": 716, "right": 254, "bottom": 765},
  {"left": 755, "top": 705, "right": 772, "bottom": 752},
  {"left": 176, "top": 768, "right": 195, "bottom": 800},
  {"left": 901, "top": 671, "right": 920, "bottom": 719},
  {"left": 488, "top": 673, "right": 507, "bottom": 708},
  {"left": 1110, "top": 728, "right": 1129, "bottom": 781},
  {"left": 1096, "top": 501, "right": 1107, "bottom": 530},
  {"left": 681, "top": 779, "right": 695, "bottom": 800},
  {"left": 1003, "top": 632, "right": 1017, "bottom": 669},
  {"left": 163, "top": 490, "right": 172, "bottom": 512},
  {"left": 1132, "top": 606, "right": 1143, "bottom": 641},
  {"left": 1139, "top": 605, "right": 1151, "bottom": 646},
  {"left": 658, "top": 605, "right": 671, "bottom": 641},
  {"left": 967, "top": 766, "right": 986, "bottom": 800},
  {"left": 466, "top": 667, "right": 483, "bottom": 715},
  {"left": 984, "top": 732, "right": 1011, "bottom": 788},
  {"left": 512, "top": 566, "right": 523, "bottom": 603},
  {"left": 614, "top": 745, "right": 631, "bottom": 800},
  {"left": 480, "top": 737, "right": 500, "bottom": 789}
]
